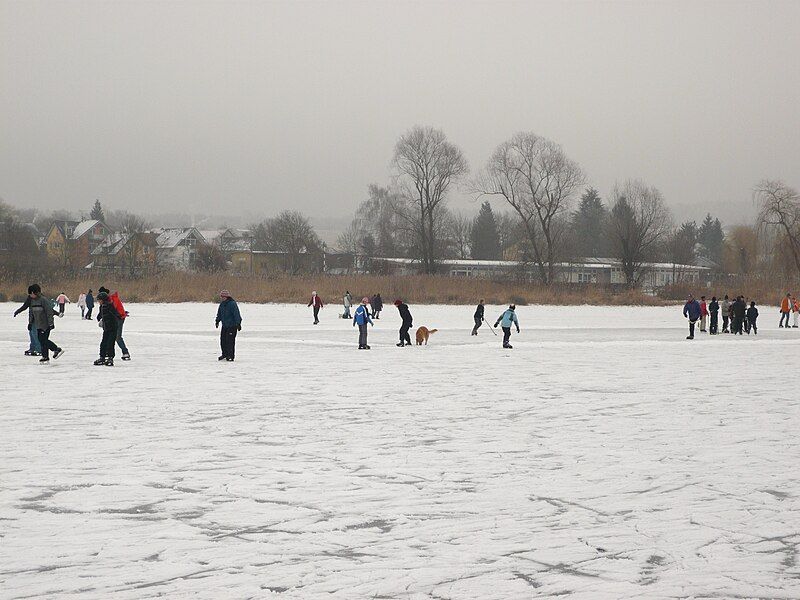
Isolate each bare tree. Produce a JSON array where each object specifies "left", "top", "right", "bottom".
[
  {"left": 446, "top": 210, "right": 472, "bottom": 259},
  {"left": 118, "top": 214, "right": 151, "bottom": 276},
  {"left": 475, "top": 132, "right": 584, "bottom": 284},
  {"left": 393, "top": 126, "right": 468, "bottom": 273},
  {"left": 252, "top": 210, "right": 322, "bottom": 274},
  {"left": 755, "top": 179, "right": 800, "bottom": 278},
  {"left": 607, "top": 180, "right": 672, "bottom": 287}
]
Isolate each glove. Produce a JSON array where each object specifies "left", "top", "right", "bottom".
[
  {"left": 494, "top": 322, "right": 499, "bottom": 328},
  {"left": 215, "top": 321, "right": 219, "bottom": 328},
  {"left": 516, "top": 328, "right": 520, "bottom": 334},
  {"left": 27, "top": 323, "right": 32, "bottom": 331},
  {"left": 237, "top": 324, "right": 241, "bottom": 331}
]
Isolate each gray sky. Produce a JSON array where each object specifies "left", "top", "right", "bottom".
[{"left": 2, "top": 0, "right": 798, "bottom": 225}]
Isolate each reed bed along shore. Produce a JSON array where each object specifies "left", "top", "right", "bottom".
[
  {"left": 1, "top": 272, "right": 664, "bottom": 305},
  {"left": 2, "top": 272, "right": 794, "bottom": 306}
]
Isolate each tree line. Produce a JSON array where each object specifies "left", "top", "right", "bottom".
[{"left": 339, "top": 125, "right": 800, "bottom": 286}]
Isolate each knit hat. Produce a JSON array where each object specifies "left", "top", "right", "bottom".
[
  {"left": 361, "top": 297, "right": 369, "bottom": 304},
  {"left": 509, "top": 304, "right": 516, "bottom": 310},
  {"left": 394, "top": 299, "right": 402, "bottom": 306},
  {"left": 97, "top": 291, "right": 109, "bottom": 301},
  {"left": 99, "top": 286, "right": 110, "bottom": 294},
  {"left": 220, "top": 290, "right": 231, "bottom": 298}
]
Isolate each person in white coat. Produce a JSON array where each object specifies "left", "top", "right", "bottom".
[{"left": 77, "top": 293, "right": 87, "bottom": 319}]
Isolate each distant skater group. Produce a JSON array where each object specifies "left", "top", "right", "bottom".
[{"left": 683, "top": 292, "right": 798, "bottom": 339}]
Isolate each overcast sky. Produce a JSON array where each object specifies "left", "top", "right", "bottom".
[{"left": 1, "top": 0, "right": 798, "bottom": 225}]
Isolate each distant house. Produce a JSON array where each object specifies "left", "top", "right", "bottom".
[
  {"left": 230, "top": 249, "right": 323, "bottom": 275},
  {"left": 45, "top": 219, "right": 111, "bottom": 268},
  {"left": 151, "top": 227, "right": 207, "bottom": 270},
  {"left": 91, "top": 232, "right": 159, "bottom": 275},
  {"left": 372, "top": 257, "right": 710, "bottom": 292},
  {"left": 198, "top": 228, "right": 253, "bottom": 255}
]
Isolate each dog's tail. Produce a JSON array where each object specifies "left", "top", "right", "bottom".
[{"left": 429, "top": 329, "right": 438, "bottom": 334}]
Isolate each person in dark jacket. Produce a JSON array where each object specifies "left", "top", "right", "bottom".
[
  {"left": 747, "top": 301, "right": 759, "bottom": 335},
  {"left": 708, "top": 296, "right": 720, "bottom": 335},
  {"left": 394, "top": 299, "right": 413, "bottom": 346},
  {"left": 732, "top": 296, "right": 747, "bottom": 335},
  {"left": 24, "top": 284, "right": 64, "bottom": 362},
  {"left": 683, "top": 295, "right": 702, "bottom": 339},
  {"left": 97, "top": 286, "right": 130, "bottom": 360},
  {"left": 372, "top": 294, "right": 384, "bottom": 319},
  {"left": 94, "top": 291, "right": 120, "bottom": 366},
  {"left": 85, "top": 289, "right": 95, "bottom": 320},
  {"left": 13, "top": 286, "right": 42, "bottom": 356},
  {"left": 353, "top": 297, "right": 374, "bottom": 349},
  {"left": 471, "top": 299, "right": 485, "bottom": 336},
  {"left": 216, "top": 290, "right": 242, "bottom": 361}
]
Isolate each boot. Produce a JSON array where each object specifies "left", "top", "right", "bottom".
[
  {"left": 104, "top": 358, "right": 114, "bottom": 366},
  {"left": 397, "top": 342, "right": 405, "bottom": 347},
  {"left": 94, "top": 358, "right": 106, "bottom": 366}
]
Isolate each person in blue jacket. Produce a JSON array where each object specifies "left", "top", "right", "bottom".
[
  {"left": 494, "top": 304, "right": 520, "bottom": 348},
  {"left": 683, "top": 294, "right": 702, "bottom": 339},
  {"left": 84, "top": 289, "right": 95, "bottom": 320},
  {"left": 215, "top": 289, "right": 242, "bottom": 361},
  {"left": 353, "top": 296, "right": 374, "bottom": 349}
]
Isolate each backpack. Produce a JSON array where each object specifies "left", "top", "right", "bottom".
[{"left": 110, "top": 291, "right": 127, "bottom": 320}]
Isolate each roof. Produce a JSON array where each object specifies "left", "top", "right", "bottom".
[
  {"left": 92, "top": 232, "right": 129, "bottom": 256},
  {"left": 92, "top": 232, "right": 159, "bottom": 256},
  {"left": 151, "top": 228, "right": 206, "bottom": 248},
  {"left": 377, "top": 257, "right": 709, "bottom": 271},
  {"left": 71, "top": 220, "right": 101, "bottom": 239},
  {"left": 198, "top": 229, "right": 222, "bottom": 242}
]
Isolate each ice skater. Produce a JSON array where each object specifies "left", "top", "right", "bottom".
[
  {"left": 56, "top": 292, "right": 70, "bottom": 317},
  {"left": 216, "top": 290, "right": 242, "bottom": 361},
  {"left": 13, "top": 286, "right": 42, "bottom": 356},
  {"left": 372, "top": 294, "right": 384, "bottom": 319},
  {"left": 23, "top": 284, "right": 64, "bottom": 363},
  {"left": 308, "top": 291, "right": 324, "bottom": 324},
  {"left": 394, "top": 299, "right": 413, "bottom": 346},
  {"left": 779, "top": 293, "right": 792, "bottom": 328},
  {"left": 94, "top": 291, "right": 120, "bottom": 366},
  {"left": 353, "top": 297, "right": 374, "bottom": 349},
  {"left": 85, "top": 289, "right": 95, "bottom": 320},
  {"left": 721, "top": 295, "right": 731, "bottom": 333},
  {"left": 747, "top": 301, "right": 759, "bottom": 335},
  {"left": 77, "top": 292, "right": 87, "bottom": 318},
  {"left": 699, "top": 296, "right": 708, "bottom": 332},
  {"left": 683, "top": 294, "right": 701, "bottom": 340},
  {"left": 708, "top": 296, "right": 719, "bottom": 334},
  {"left": 792, "top": 295, "right": 799, "bottom": 328},
  {"left": 494, "top": 304, "right": 520, "bottom": 348},
  {"left": 97, "top": 286, "right": 131, "bottom": 360},
  {"left": 471, "top": 299, "right": 485, "bottom": 335},
  {"left": 342, "top": 290, "right": 353, "bottom": 319}
]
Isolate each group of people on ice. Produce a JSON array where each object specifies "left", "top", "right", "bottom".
[
  {"left": 13, "top": 284, "right": 130, "bottom": 364},
  {"left": 682, "top": 292, "right": 799, "bottom": 339}
]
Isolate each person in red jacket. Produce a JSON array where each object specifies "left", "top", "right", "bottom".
[
  {"left": 699, "top": 295, "right": 709, "bottom": 333},
  {"left": 98, "top": 286, "right": 130, "bottom": 360},
  {"left": 308, "top": 291, "right": 324, "bottom": 324}
]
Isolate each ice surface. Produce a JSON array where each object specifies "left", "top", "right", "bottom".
[{"left": 1, "top": 302, "right": 798, "bottom": 599}]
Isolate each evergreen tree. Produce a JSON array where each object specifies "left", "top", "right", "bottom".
[
  {"left": 570, "top": 188, "right": 608, "bottom": 257},
  {"left": 697, "top": 213, "right": 725, "bottom": 264},
  {"left": 470, "top": 201, "right": 501, "bottom": 259},
  {"left": 90, "top": 200, "right": 105, "bottom": 222}
]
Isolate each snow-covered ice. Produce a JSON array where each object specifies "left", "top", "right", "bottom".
[{"left": 1, "top": 302, "right": 798, "bottom": 599}]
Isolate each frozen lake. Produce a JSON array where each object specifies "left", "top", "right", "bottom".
[{"left": 1, "top": 301, "right": 798, "bottom": 599}]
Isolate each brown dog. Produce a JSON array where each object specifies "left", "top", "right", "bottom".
[{"left": 415, "top": 326, "right": 438, "bottom": 345}]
